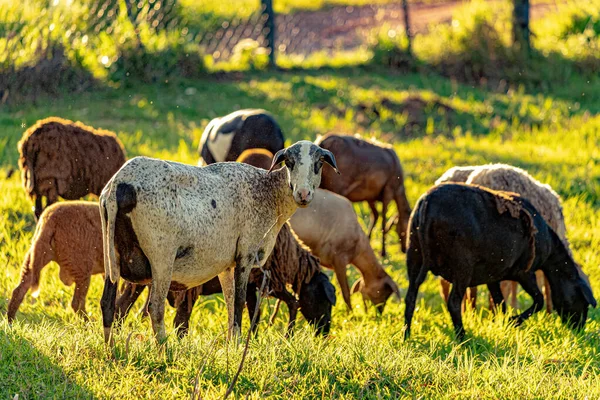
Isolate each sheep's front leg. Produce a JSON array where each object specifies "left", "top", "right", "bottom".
[
  {"left": 148, "top": 268, "right": 173, "bottom": 344},
  {"left": 219, "top": 263, "right": 252, "bottom": 340},
  {"left": 487, "top": 281, "right": 506, "bottom": 314},
  {"left": 511, "top": 272, "right": 544, "bottom": 326}
]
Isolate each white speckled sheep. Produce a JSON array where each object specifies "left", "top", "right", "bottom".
[
  {"left": 436, "top": 163, "right": 590, "bottom": 312},
  {"left": 99, "top": 141, "right": 339, "bottom": 344}
]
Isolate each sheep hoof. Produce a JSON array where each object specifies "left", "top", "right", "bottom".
[{"left": 509, "top": 315, "right": 524, "bottom": 327}]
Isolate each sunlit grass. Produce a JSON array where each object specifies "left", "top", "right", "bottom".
[{"left": 0, "top": 66, "right": 599, "bottom": 398}]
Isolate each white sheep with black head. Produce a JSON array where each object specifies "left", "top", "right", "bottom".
[{"left": 99, "top": 140, "right": 338, "bottom": 344}]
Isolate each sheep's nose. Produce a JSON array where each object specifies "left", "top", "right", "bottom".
[{"left": 298, "top": 189, "right": 311, "bottom": 202}]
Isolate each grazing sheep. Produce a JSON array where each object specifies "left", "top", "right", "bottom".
[
  {"left": 7, "top": 201, "right": 104, "bottom": 322},
  {"left": 198, "top": 109, "right": 284, "bottom": 164},
  {"left": 436, "top": 164, "right": 590, "bottom": 313},
  {"left": 291, "top": 189, "right": 401, "bottom": 312},
  {"left": 100, "top": 141, "right": 339, "bottom": 344},
  {"left": 404, "top": 183, "right": 596, "bottom": 341},
  {"left": 117, "top": 223, "right": 336, "bottom": 337},
  {"left": 18, "top": 117, "right": 126, "bottom": 220},
  {"left": 315, "top": 133, "right": 411, "bottom": 257}
]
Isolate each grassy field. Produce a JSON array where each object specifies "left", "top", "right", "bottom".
[{"left": 0, "top": 66, "right": 599, "bottom": 398}]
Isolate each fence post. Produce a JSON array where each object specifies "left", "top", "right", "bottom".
[
  {"left": 402, "top": 0, "right": 412, "bottom": 56},
  {"left": 512, "top": 0, "right": 530, "bottom": 52},
  {"left": 261, "top": 0, "right": 276, "bottom": 68}
]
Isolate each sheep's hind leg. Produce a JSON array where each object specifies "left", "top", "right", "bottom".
[
  {"left": 147, "top": 266, "right": 173, "bottom": 345},
  {"left": 367, "top": 201, "right": 379, "bottom": 239},
  {"left": 173, "top": 289, "right": 200, "bottom": 338},
  {"left": 115, "top": 283, "right": 146, "bottom": 323},
  {"left": 245, "top": 282, "right": 261, "bottom": 335},
  {"left": 404, "top": 253, "right": 428, "bottom": 339},
  {"left": 447, "top": 281, "right": 468, "bottom": 341},
  {"left": 511, "top": 272, "right": 544, "bottom": 326},
  {"left": 272, "top": 289, "right": 299, "bottom": 337},
  {"left": 72, "top": 276, "right": 91, "bottom": 321},
  {"left": 487, "top": 281, "right": 506, "bottom": 314},
  {"left": 101, "top": 276, "right": 119, "bottom": 345}
]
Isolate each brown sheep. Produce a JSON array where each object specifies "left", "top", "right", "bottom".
[
  {"left": 436, "top": 164, "right": 590, "bottom": 313},
  {"left": 7, "top": 201, "right": 104, "bottom": 322},
  {"left": 315, "top": 133, "right": 411, "bottom": 257},
  {"left": 18, "top": 117, "right": 126, "bottom": 219},
  {"left": 236, "top": 148, "right": 401, "bottom": 312}
]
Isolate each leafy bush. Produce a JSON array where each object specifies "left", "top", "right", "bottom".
[{"left": 370, "top": 25, "right": 413, "bottom": 70}]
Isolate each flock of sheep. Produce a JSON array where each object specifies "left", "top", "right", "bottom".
[{"left": 6, "top": 109, "right": 597, "bottom": 347}]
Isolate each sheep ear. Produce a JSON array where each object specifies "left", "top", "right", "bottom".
[
  {"left": 579, "top": 278, "right": 597, "bottom": 308},
  {"left": 267, "top": 149, "right": 286, "bottom": 173},
  {"left": 320, "top": 149, "right": 339, "bottom": 174},
  {"left": 387, "top": 277, "right": 402, "bottom": 302},
  {"left": 351, "top": 278, "right": 364, "bottom": 294},
  {"left": 324, "top": 282, "right": 336, "bottom": 306}
]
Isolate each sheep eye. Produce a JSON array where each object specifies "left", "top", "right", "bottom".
[
  {"left": 285, "top": 160, "right": 295, "bottom": 170},
  {"left": 314, "top": 161, "right": 323, "bottom": 174}
]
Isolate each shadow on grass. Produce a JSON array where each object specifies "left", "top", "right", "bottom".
[{"left": 0, "top": 329, "right": 95, "bottom": 398}]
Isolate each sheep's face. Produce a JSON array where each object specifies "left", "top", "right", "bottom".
[
  {"left": 299, "top": 272, "right": 336, "bottom": 336},
  {"left": 351, "top": 276, "right": 401, "bottom": 314},
  {"left": 269, "top": 141, "right": 338, "bottom": 207},
  {"left": 553, "top": 275, "right": 596, "bottom": 330}
]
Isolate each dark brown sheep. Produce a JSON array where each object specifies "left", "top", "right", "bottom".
[
  {"left": 315, "top": 133, "right": 411, "bottom": 257},
  {"left": 7, "top": 201, "right": 104, "bottom": 322},
  {"left": 18, "top": 117, "right": 126, "bottom": 219},
  {"left": 404, "top": 183, "right": 596, "bottom": 341}
]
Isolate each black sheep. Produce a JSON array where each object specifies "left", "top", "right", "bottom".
[
  {"left": 404, "top": 183, "right": 596, "bottom": 341},
  {"left": 198, "top": 109, "right": 284, "bottom": 164}
]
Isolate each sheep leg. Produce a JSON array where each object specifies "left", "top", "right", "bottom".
[
  {"left": 34, "top": 196, "right": 43, "bottom": 220},
  {"left": 487, "top": 281, "right": 506, "bottom": 314},
  {"left": 268, "top": 299, "right": 282, "bottom": 325},
  {"left": 245, "top": 282, "right": 260, "bottom": 335},
  {"left": 511, "top": 272, "right": 544, "bottom": 326},
  {"left": 147, "top": 270, "right": 173, "bottom": 345},
  {"left": 465, "top": 286, "right": 477, "bottom": 312},
  {"left": 536, "top": 270, "right": 552, "bottom": 313},
  {"left": 404, "top": 265, "right": 428, "bottom": 340},
  {"left": 367, "top": 201, "right": 379, "bottom": 239},
  {"left": 332, "top": 260, "right": 352, "bottom": 311},
  {"left": 72, "top": 277, "right": 91, "bottom": 321},
  {"left": 7, "top": 253, "right": 34, "bottom": 323},
  {"left": 218, "top": 263, "right": 251, "bottom": 340},
  {"left": 439, "top": 278, "right": 451, "bottom": 303},
  {"left": 380, "top": 200, "right": 388, "bottom": 257},
  {"left": 447, "top": 282, "right": 468, "bottom": 341},
  {"left": 100, "top": 276, "right": 119, "bottom": 344},
  {"left": 173, "top": 289, "right": 200, "bottom": 338},
  {"left": 115, "top": 283, "right": 146, "bottom": 323},
  {"left": 272, "top": 289, "right": 299, "bottom": 337}
]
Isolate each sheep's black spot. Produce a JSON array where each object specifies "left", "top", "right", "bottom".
[
  {"left": 211, "top": 199, "right": 217, "bottom": 209},
  {"left": 257, "top": 248, "right": 265, "bottom": 261},
  {"left": 247, "top": 254, "right": 254, "bottom": 264},
  {"left": 116, "top": 183, "right": 137, "bottom": 213},
  {"left": 176, "top": 246, "right": 193, "bottom": 259}
]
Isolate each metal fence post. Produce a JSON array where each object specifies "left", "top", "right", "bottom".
[
  {"left": 402, "top": 0, "right": 412, "bottom": 56},
  {"left": 261, "top": 0, "right": 276, "bottom": 68},
  {"left": 512, "top": 0, "right": 530, "bottom": 52}
]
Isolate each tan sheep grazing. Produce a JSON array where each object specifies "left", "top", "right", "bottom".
[
  {"left": 18, "top": 117, "right": 126, "bottom": 220},
  {"left": 290, "top": 189, "right": 401, "bottom": 312},
  {"left": 437, "top": 163, "right": 590, "bottom": 312},
  {"left": 7, "top": 201, "right": 104, "bottom": 322}
]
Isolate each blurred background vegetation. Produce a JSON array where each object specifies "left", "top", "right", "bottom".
[{"left": 1, "top": 0, "right": 598, "bottom": 106}]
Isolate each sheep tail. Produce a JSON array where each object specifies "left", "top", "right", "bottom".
[
  {"left": 100, "top": 184, "right": 120, "bottom": 283},
  {"left": 28, "top": 215, "right": 56, "bottom": 296}
]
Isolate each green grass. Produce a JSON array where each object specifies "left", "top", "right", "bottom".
[{"left": 1, "top": 67, "right": 600, "bottom": 398}]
